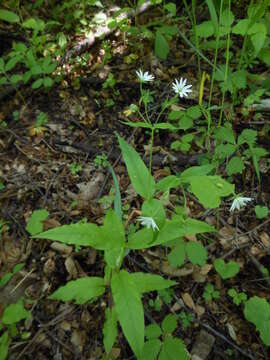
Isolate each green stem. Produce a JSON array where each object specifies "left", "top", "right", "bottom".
[
  {"left": 148, "top": 127, "right": 155, "bottom": 199},
  {"left": 218, "top": 0, "right": 231, "bottom": 127},
  {"left": 208, "top": 0, "right": 223, "bottom": 109}
]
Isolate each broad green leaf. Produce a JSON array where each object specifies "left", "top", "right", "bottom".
[
  {"left": 32, "top": 78, "right": 43, "bottom": 89},
  {"left": 2, "top": 299, "right": 31, "bottom": 325},
  {"left": 180, "top": 164, "right": 215, "bottom": 183},
  {"left": 214, "top": 144, "right": 236, "bottom": 160},
  {"left": 145, "top": 324, "right": 162, "bottom": 339},
  {"left": 259, "top": 48, "right": 270, "bottom": 66},
  {"left": 186, "top": 106, "right": 201, "bottom": 119},
  {"left": 179, "top": 115, "right": 193, "bottom": 130},
  {"left": 168, "top": 241, "right": 186, "bottom": 268},
  {"left": 214, "top": 259, "right": 240, "bottom": 280},
  {"left": 10, "top": 74, "right": 23, "bottom": 84},
  {"left": 185, "top": 242, "right": 207, "bottom": 266},
  {"left": 111, "top": 270, "right": 144, "bottom": 358},
  {"left": 130, "top": 273, "right": 176, "bottom": 294},
  {"left": 5, "top": 56, "right": 21, "bottom": 72},
  {"left": 238, "top": 129, "right": 257, "bottom": 146},
  {"left": 104, "top": 247, "right": 125, "bottom": 269},
  {"left": 249, "top": 23, "right": 267, "bottom": 55},
  {"left": 154, "top": 123, "right": 177, "bottom": 130},
  {"left": 117, "top": 134, "right": 155, "bottom": 199},
  {"left": 0, "top": 9, "right": 20, "bottom": 23},
  {"left": 244, "top": 296, "right": 270, "bottom": 328},
  {"left": 220, "top": 9, "right": 235, "bottom": 27},
  {"left": 155, "top": 31, "right": 169, "bottom": 60},
  {"left": 103, "top": 307, "right": 118, "bottom": 354},
  {"left": 121, "top": 121, "right": 152, "bottom": 129},
  {"left": 244, "top": 296, "right": 270, "bottom": 346},
  {"left": 189, "top": 176, "right": 234, "bottom": 208},
  {"left": 22, "top": 18, "right": 38, "bottom": 29},
  {"left": 127, "top": 228, "right": 154, "bottom": 249},
  {"left": 142, "top": 198, "right": 166, "bottom": 229},
  {"left": 226, "top": 156, "right": 244, "bottom": 175},
  {"left": 0, "top": 263, "right": 24, "bottom": 288},
  {"left": 43, "top": 77, "right": 53, "bottom": 87},
  {"left": 232, "top": 19, "right": 249, "bottom": 35},
  {"left": 255, "top": 205, "right": 269, "bottom": 219},
  {"left": 26, "top": 209, "right": 49, "bottom": 235},
  {"left": 156, "top": 176, "right": 181, "bottom": 192},
  {"left": 196, "top": 21, "right": 214, "bottom": 38},
  {"left": 161, "top": 314, "right": 178, "bottom": 334},
  {"left": 180, "top": 218, "right": 215, "bottom": 235},
  {"left": 49, "top": 277, "right": 105, "bottom": 304},
  {"left": 140, "top": 339, "right": 161, "bottom": 360},
  {"left": 206, "top": 0, "right": 218, "bottom": 34},
  {"left": 159, "top": 338, "right": 189, "bottom": 360},
  {"left": 0, "top": 332, "right": 10, "bottom": 360},
  {"left": 214, "top": 126, "right": 235, "bottom": 144},
  {"left": 36, "top": 222, "right": 115, "bottom": 249},
  {"left": 101, "top": 209, "right": 125, "bottom": 248}
]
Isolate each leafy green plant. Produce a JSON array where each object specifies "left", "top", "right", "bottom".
[
  {"left": 141, "top": 314, "right": 189, "bottom": 360},
  {"left": 32, "top": 132, "right": 216, "bottom": 358},
  {"left": 203, "top": 283, "right": 220, "bottom": 302},
  {"left": 179, "top": 310, "right": 194, "bottom": 330},
  {"left": 214, "top": 258, "right": 240, "bottom": 280},
  {"left": 244, "top": 296, "right": 270, "bottom": 346},
  {"left": 0, "top": 263, "right": 25, "bottom": 288},
  {"left": 69, "top": 162, "right": 82, "bottom": 175},
  {"left": 228, "top": 288, "right": 247, "bottom": 306},
  {"left": 26, "top": 209, "right": 49, "bottom": 236},
  {"left": 255, "top": 205, "right": 269, "bottom": 219}
]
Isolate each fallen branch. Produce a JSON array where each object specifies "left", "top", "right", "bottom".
[{"left": 61, "top": 1, "right": 153, "bottom": 63}]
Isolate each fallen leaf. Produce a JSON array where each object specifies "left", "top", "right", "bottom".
[{"left": 181, "top": 292, "right": 196, "bottom": 310}]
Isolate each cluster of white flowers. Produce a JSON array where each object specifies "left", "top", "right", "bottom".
[
  {"left": 137, "top": 216, "right": 159, "bottom": 231},
  {"left": 136, "top": 69, "right": 192, "bottom": 98},
  {"left": 230, "top": 196, "right": 253, "bottom": 213}
]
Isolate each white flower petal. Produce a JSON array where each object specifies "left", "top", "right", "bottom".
[
  {"left": 230, "top": 196, "right": 253, "bottom": 213},
  {"left": 137, "top": 216, "right": 159, "bottom": 231},
  {"left": 172, "top": 77, "right": 192, "bottom": 98},
  {"left": 136, "top": 69, "right": 154, "bottom": 83}
]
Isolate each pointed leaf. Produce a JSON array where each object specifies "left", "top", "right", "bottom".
[
  {"left": 155, "top": 31, "right": 169, "bottom": 60},
  {"left": 26, "top": 209, "right": 49, "bottom": 235},
  {"left": 117, "top": 134, "right": 155, "bottom": 199},
  {"left": 0, "top": 9, "right": 20, "bottom": 23},
  {"left": 130, "top": 272, "right": 176, "bottom": 294},
  {"left": 159, "top": 338, "right": 189, "bottom": 360},
  {"left": 168, "top": 241, "right": 186, "bottom": 268},
  {"left": 35, "top": 223, "right": 108, "bottom": 249},
  {"left": 2, "top": 299, "right": 31, "bottom": 325},
  {"left": 186, "top": 242, "right": 207, "bottom": 266},
  {"left": 49, "top": 277, "right": 105, "bottom": 304},
  {"left": 103, "top": 307, "right": 118, "bottom": 354},
  {"left": 0, "top": 332, "right": 10, "bottom": 360},
  {"left": 140, "top": 339, "right": 161, "bottom": 360},
  {"left": 111, "top": 270, "right": 144, "bottom": 358},
  {"left": 127, "top": 228, "right": 154, "bottom": 249},
  {"left": 142, "top": 198, "right": 166, "bottom": 229},
  {"left": 161, "top": 314, "right": 178, "bottom": 334}
]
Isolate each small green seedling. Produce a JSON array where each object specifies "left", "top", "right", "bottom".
[
  {"left": 26, "top": 209, "right": 49, "bottom": 236},
  {"left": 255, "top": 205, "right": 269, "bottom": 219},
  {"left": 141, "top": 314, "right": 189, "bottom": 360},
  {"left": 179, "top": 310, "right": 194, "bottom": 330},
  {"left": 35, "top": 112, "right": 49, "bottom": 127},
  {"left": 214, "top": 258, "right": 240, "bottom": 280},
  {"left": 228, "top": 288, "right": 247, "bottom": 306},
  {"left": 0, "top": 263, "right": 25, "bottom": 288},
  {"left": 203, "top": 283, "right": 220, "bottom": 302},
  {"left": 244, "top": 296, "right": 270, "bottom": 346},
  {"left": 94, "top": 154, "right": 108, "bottom": 168},
  {"left": 69, "top": 162, "right": 82, "bottom": 175}
]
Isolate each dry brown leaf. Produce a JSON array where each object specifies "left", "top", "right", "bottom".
[
  {"left": 161, "top": 262, "right": 194, "bottom": 277},
  {"left": 71, "top": 329, "right": 86, "bottom": 353},
  {"left": 65, "top": 257, "right": 78, "bottom": 279},
  {"left": 191, "top": 330, "right": 215, "bottom": 360},
  {"left": 181, "top": 292, "right": 196, "bottom": 310},
  {"left": 50, "top": 242, "right": 73, "bottom": 255}
]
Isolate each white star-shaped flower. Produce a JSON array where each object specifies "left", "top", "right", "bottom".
[
  {"left": 136, "top": 69, "right": 154, "bottom": 83},
  {"left": 230, "top": 196, "right": 253, "bottom": 213},
  {"left": 172, "top": 78, "right": 192, "bottom": 98},
  {"left": 137, "top": 216, "right": 159, "bottom": 231}
]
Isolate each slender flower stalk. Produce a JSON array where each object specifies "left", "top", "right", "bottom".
[
  {"left": 172, "top": 78, "right": 192, "bottom": 98},
  {"left": 137, "top": 216, "right": 159, "bottom": 231},
  {"left": 230, "top": 196, "right": 253, "bottom": 213}
]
